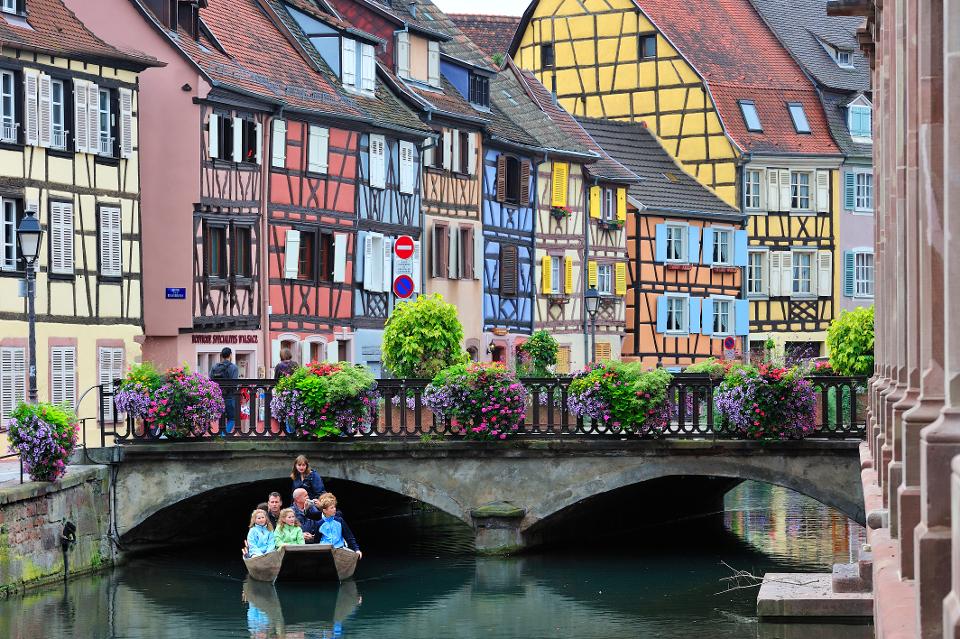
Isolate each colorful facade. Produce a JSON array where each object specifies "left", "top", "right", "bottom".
[{"left": 0, "top": 0, "right": 157, "bottom": 422}]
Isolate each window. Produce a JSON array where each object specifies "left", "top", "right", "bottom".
[
  {"left": 98, "top": 206, "right": 122, "bottom": 277},
  {"left": 98, "top": 347, "right": 124, "bottom": 422},
  {"left": 854, "top": 251, "right": 874, "bottom": 297},
  {"left": 458, "top": 226, "right": 474, "bottom": 280},
  {"left": 739, "top": 100, "right": 762, "bottom": 132},
  {"left": 665, "top": 295, "right": 687, "bottom": 333},
  {"left": 712, "top": 229, "right": 732, "bottom": 265},
  {"left": 469, "top": 74, "right": 490, "bottom": 108},
  {"left": 855, "top": 171, "right": 873, "bottom": 211},
  {"left": 505, "top": 156, "right": 520, "bottom": 203},
  {"left": 744, "top": 169, "right": 761, "bottom": 209},
  {"left": 1, "top": 198, "right": 20, "bottom": 271},
  {"left": 665, "top": 224, "right": 686, "bottom": 262},
  {"left": 0, "top": 347, "right": 25, "bottom": 424},
  {"left": 232, "top": 226, "right": 251, "bottom": 278},
  {"left": 597, "top": 263, "right": 613, "bottom": 295},
  {"left": 240, "top": 119, "right": 258, "bottom": 164},
  {"left": 50, "top": 79, "right": 66, "bottom": 150},
  {"left": 639, "top": 34, "right": 657, "bottom": 60},
  {"left": 832, "top": 46, "right": 854, "bottom": 68},
  {"left": 50, "top": 347, "right": 76, "bottom": 408},
  {"left": 459, "top": 130, "right": 470, "bottom": 174},
  {"left": 602, "top": 188, "right": 615, "bottom": 221},
  {"left": 541, "top": 43, "right": 555, "bottom": 69},
  {"left": 747, "top": 250, "right": 766, "bottom": 296},
  {"left": 1, "top": 0, "right": 17, "bottom": 14},
  {"left": 0, "top": 70, "right": 15, "bottom": 142},
  {"left": 205, "top": 225, "right": 227, "bottom": 278},
  {"left": 792, "top": 250, "right": 814, "bottom": 295},
  {"left": 713, "top": 299, "right": 732, "bottom": 335},
  {"left": 209, "top": 113, "right": 233, "bottom": 160},
  {"left": 49, "top": 201, "right": 74, "bottom": 275},
  {"left": 317, "top": 233, "right": 334, "bottom": 282},
  {"left": 499, "top": 244, "right": 518, "bottom": 296},
  {"left": 787, "top": 102, "right": 811, "bottom": 133},
  {"left": 791, "top": 171, "right": 812, "bottom": 210},
  {"left": 431, "top": 222, "right": 449, "bottom": 278},
  {"left": 298, "top": 231, "right": 315, "bottom": 280},
  {"left": 849, "top": 105, "right": 872, "bottom": 138},
  {"left": 98, "top": 88, "right": 113, "bottom": 155},
  {"left": 549, "top": 256, "right": 562, "bottom": 294}
]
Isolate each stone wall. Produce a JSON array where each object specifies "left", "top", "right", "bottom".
[{"left": 0, "top": 465, "right": 113, "bottom": 598}]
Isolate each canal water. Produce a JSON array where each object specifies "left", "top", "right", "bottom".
[{"left": 1, "top": 481, "right": 870, "bottom": 639}]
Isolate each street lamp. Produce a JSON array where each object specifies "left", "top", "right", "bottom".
[
  {"left": 17, "top": 211, "right": 43, "bottom": 404},
  {"left": 584, "top": 287, "right": 600, "bottom": 364}
]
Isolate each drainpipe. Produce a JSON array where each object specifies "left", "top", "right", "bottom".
[
  {"left": 736, "top": 152, "right": 750, "bottom": 364},
  {"left": 261, "top": 110, "right": 281, "bottom": 374},
  {"left": 533, "top": 151, "right": 548, "bottom": 337},
  {"left": 420, "top": 109, "right": 436, "bottom": 302}
]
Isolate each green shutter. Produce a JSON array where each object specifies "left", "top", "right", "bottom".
[
  {"left": 843, "top": 251, "right": 855, "bottom": 297},
  {"left": 844, "top": 172, "right": 856, "bottom": 210}
]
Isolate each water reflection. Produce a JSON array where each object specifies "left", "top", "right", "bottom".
[{"left": 244, "top": 579, "right": 361, "bottom": 638}]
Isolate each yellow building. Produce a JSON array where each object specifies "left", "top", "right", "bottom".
[
  {"left": 0, "top": 0, "right": 157, "bottom": 423},
  {"left": 511, "top": 0, "right": 844, "bottom": 356}
]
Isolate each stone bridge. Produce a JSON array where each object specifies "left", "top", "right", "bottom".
[{"left": 88, "top": 439, "right": 864, "bottom": 553}]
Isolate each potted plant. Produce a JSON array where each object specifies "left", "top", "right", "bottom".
[
  {"left": 271, "top": 362, "right": 377, "bottom": 438},
  {"left": 567, "top": 362, "right": 673, "bottom": 436},
  {"left": 714, "top": 364, "right": 816, "bottom": 440},
  {"left": 423, "top": 363, "right": 526, "bottom": 441},
  {"left": 113, "top": 362, "right": 163, "bottom": 420},
  {"left": 146, "top": 366, "right": 225, "bottom": 438},
  {"left": 517, "top": 330, "right": 559, "bottom": 377},
  {"left": 7, "top": 403, "right": 79, "bottom": 482}
]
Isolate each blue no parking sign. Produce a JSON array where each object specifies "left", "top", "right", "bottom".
[{"left": 393, "top": 274, "right": 414, "bottom": 299}]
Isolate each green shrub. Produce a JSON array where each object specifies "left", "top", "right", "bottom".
[
  {"left": 382, "top": 294, "right": 466, "bottom": 378},
  {"left": 517, "top": 330, "right": 559, "bottom": 377},
  {"left": 827, "top": 306, "right": 875, "bottom": 376}
]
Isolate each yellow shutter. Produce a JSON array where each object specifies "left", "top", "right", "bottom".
[
  {"left": 615, "top": 262, "right": 627, "bottom": 295},
  {"left": 588, "top": 260, "right": 598, "bottom": 287},
  {"left": 541, "top": 254, "right": 552, "bottom": 294},
  {"left": 556, "top": 346, "right": 571, "bottom": 374},
  {"left": 616, "top": 187, "right": 627, "bottom": 221},
  {"left": 564, "top": 255, "right": 574, "bottom": 294},
  {"left": 589, "top": 185, "right": 601, "bottom": 219},
  {"left": 551, "top": 162, "right": 568, "bottom": 207}
]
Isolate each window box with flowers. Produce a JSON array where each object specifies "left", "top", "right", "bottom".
[
  {"left": 597, "top": 218, "right": 624, "bottom": 231},
  {"left": 271, "top": 362, "right": 378, "bottom": 439},
  {"left": 714, "top": 364, "right": 817, "bottom": 440},
  {"left": 423, "top": 363, "right": 526, "bottom": 441},
  {"left": 144, "top": 366, "right": 226, "bottom": 439},
  {"left": 567, "top": 362, "right": 673, "bottom": 437},
  {"left": 550, "top": 206, "right": 573, "bottom": 222}
]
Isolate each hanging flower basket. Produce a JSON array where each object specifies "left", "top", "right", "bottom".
[
  {"left": 114, "top": 362, "right": 163, "bottom": 419},
  {"left": 270, "top": 362, "right": 378, "bottom": 438},
  {"left": 146, "top": 366, "right": 225, "bottom": 438},
  {"left": 550, "top": 206, "right": 572, "bottom": 221},
  {"left": 714, "top": 364, "right": 816, "bottom": 440},
  {"left": 567, "top": 362, "right": 673, "bottom": 436},
  {"left": 423, "top": 363, "right": 526, "bottom": 441},
  {"left": 7, "top": 403, "right": 79, "bottom": 482}
]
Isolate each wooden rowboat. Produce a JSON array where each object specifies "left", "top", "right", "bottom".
[{"left": 244, "top": 544, "right": 359, "bottom": 583}]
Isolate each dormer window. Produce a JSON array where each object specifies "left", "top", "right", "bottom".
[
  {"left": 787, "top": 102, "right": 811, "bottom": 134},
  {"left": 836, "top": 49, "right": 852, "bottom": 66},
  {"left": 739, "top": 100, "right": 762, "bottom": 132},
  {"left": 469, "top": 74, "right": 489, "bottom": 109},
  {"left": 1, "top": 0, "right": 18, "bottom": 14},
  {"left": 849, "top": 104, "right": 872, "bottom": 139},
  {"left": 341, "top": 38, "right": 376, "bottom": 94}
]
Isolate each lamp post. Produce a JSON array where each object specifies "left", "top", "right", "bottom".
[
  {"left": 584, "top": 287, "right": 600, "bottom": 364},
  {"left": 17, "top": 211, "right": 43, "bottom": 404}
]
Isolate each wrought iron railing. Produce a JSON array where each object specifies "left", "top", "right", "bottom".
[{"left": 97, "top": 374, "right": 868, "bottom": 443}]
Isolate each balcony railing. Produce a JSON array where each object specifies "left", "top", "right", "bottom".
[
  {"left": 51, "top": 129, "right": 67, "bottom": 150},
  {"left": 98, "top": 374, "right": 868, "bottom": 444}
]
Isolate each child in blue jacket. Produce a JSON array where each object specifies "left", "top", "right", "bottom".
[
  {"left": 317, "top": 493, "right": 345, "bottom": 549},
  {"left": 246, "top": 509, "right": 275, "bottom": 558}
]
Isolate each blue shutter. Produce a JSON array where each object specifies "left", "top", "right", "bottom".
[
  {"left": 735, "top": 299, "right": 750, "bottom": 336},
  {"left": 687, "top": 225, "right": 700, "bottom": 264},
  {"left": 733, "top": 230, "right": 748, "bottom": 267},
  {"left": 844, "top": 172, "right": 856, "bottom": 210},
  {"left": 701, "top": 297, "right": 714, "bottom": 336},
  {"left": 843, "top": 251, "right": 855, "bottom": 296},
  {"left": 688, "top": 297, "right": 701, "bottom": 333},
  {"left": 702, "top": 227, "right": 714, "bottom": 266},
  {"left": 655, "top": 224, "right": 667, "bottom": 262},
  {"left": 355, "top": 231, "right": 367, "bottom": 283},
  {"left": 656, "top": 295, "right": 668, "bottom": 333}
]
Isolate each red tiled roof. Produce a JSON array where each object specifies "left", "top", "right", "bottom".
[
  {"left": 0, "top": 0, "right": 158, "bottom": 67},
  {"left": 448, "top": 14, "right": 518, "bottom": 60},
  {"left": 634, "top": 0, "right": 839, "bottom": 155}
]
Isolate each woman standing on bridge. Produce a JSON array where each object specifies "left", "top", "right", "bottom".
[{"left": 291, "top": 455, "right": 325, "bottom": 499}]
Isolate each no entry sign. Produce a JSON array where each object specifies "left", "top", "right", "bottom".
[
  {"left": 394, "top": 235, "right": 415, "bottom": 260},
  {"left": 393, "top": 274, "right": 415, "bottom": 299}
]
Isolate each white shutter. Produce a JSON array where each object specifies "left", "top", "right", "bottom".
[
  {"left": 760, "top": 250, "right": 770, "bottom": 296},
  {"left": 467, "top": 132, "right": 477, "bottom": 175},
  {"left": 231, "top": 116, "right": 242, "bottom": 163},
  {"left": 399, "top": 141, "right": 415, "bottom": 194},
  {"left": 23, "top": 69, "right": 39, "bottom": 146},
  {"left": 397, "top": 31, "right": 410, "bottom": 78},
  {"left": 100, "top": 206, "right": 122, "bottom": 277},
  {"left": 283, "top": 229, "right": 301, "bottom": 279},
  {"left": 98, "top": 347, "right": 124, "bottom": 422},
  {"left": 817, "top": 250, "right": 833, "bottom": 296},
  {"left": 0, "top": 348, "right": 26, "bottom": 422},
  {"left": 38, "top": 73, "right": 52, "bottom": 148},
  {"left": 382, "top": 237, "right": 393, "bottom": 293},
  {"left": 87, "top": 82, "right": 100, "bottom": 155},
  {"left": 308, "top": 125, "right": 329, "bottom": 174},
  {"left": 473, "top": 226, "right": 483, "bottom": 280},
  {"left": 119, "top": 88, "right": 133, "bottom": 158},
  {"left": 779, "top": 170, "right": 791, "bottom": 212},
  {"left": 769, "top": 252, "right": 782, "bottom": 297},
  {"left": 361, "top": 43, "right": 376, "bottom": 92},
  {"left": 50, "top": 347, "right": 76, "bottom": 409},
  {"left": 363, "top": 233, "right": 377, "bottom": 291},
  {"left": 452, "top": 129, "right": 461, "bottom": 173},
  {"left": 300, "top": 340, "right": 312, "bottom": 366},
  {"left": 816, "top": 170, "right": 830, "bottom": 213},
  {"left": 208, "top": 112, "right": 219, "bottom": 159},
  {"left": 73, "top": 79, "right": 89, "bottom": 153},
  {"left": 423, "top": 143, "right": 433, "bottom": 168},
  {"left": 254, "top": 121, "right": 262, "bottom": 165},
  {"left": 51, "top": 201, "right": 74, "bottom": 275},
  {"left": 271, "top": 119, "right": 286, "bottom": 168},
  {"left": 326, "top": 340, "right": 338, "bottom": 363},
  {"left": 271, "top": 339, "right": 281, "bottom": 367},
  {"left": 333, "top": 233, "right": 347, "bottom": 283},
  {"left": 780, "top": 252, "right": 793, "bottom": 296},
  {"left": 341, "top": 37, "right": 357, "bottom": 87},
  {"left": 412, "top": 239, "right": 422, "bottom": 292},
  {"left": 442, "top": 129, "right": 452, "bottom": 170},
  {"left": 447, "top": 225, "right": 459, "bottom": 279},
  {"left": 369, "top": 134, "right": 386, "bottom": 189},
  {"left": 428, "top": 40, "right": 440, "bottom": 86}
]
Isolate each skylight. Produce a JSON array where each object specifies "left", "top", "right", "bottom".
[
  {"left": 788, "top": 102, "right": 811, "bottom": 133},
  {"left": 739, "top": 100, "right": 763, "bottom": 132}
]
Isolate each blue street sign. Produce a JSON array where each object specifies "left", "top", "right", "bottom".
[
  {"left": 393, "top": 274, "right": 414, "bottom": 299},
  {"left": 166, "top": 288, "right": 187, "bottom": 300}
]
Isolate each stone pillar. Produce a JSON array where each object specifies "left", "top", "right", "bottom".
[
  {"left": 471, "top": 502, "right": 526, "bottom": 555},
  {"left": 898, "top": 0, "right": 946, "bottom": 581},
  {"left": 914, "top": 2, "right": 960, "bottom": 634},
  {"left": 943, "top": 454, "right": 960, "bottom": 637}
]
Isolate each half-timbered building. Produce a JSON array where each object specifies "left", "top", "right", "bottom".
[
  {"left": 580, "top": 119, "right": 748, "bottom": 369},
  {"left": 0, "top": 0, "right": 157, "bottom": 422}
]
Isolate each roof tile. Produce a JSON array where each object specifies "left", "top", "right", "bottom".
[{"left": 448, "top": 14, "right": 518, "bottom": 59}]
